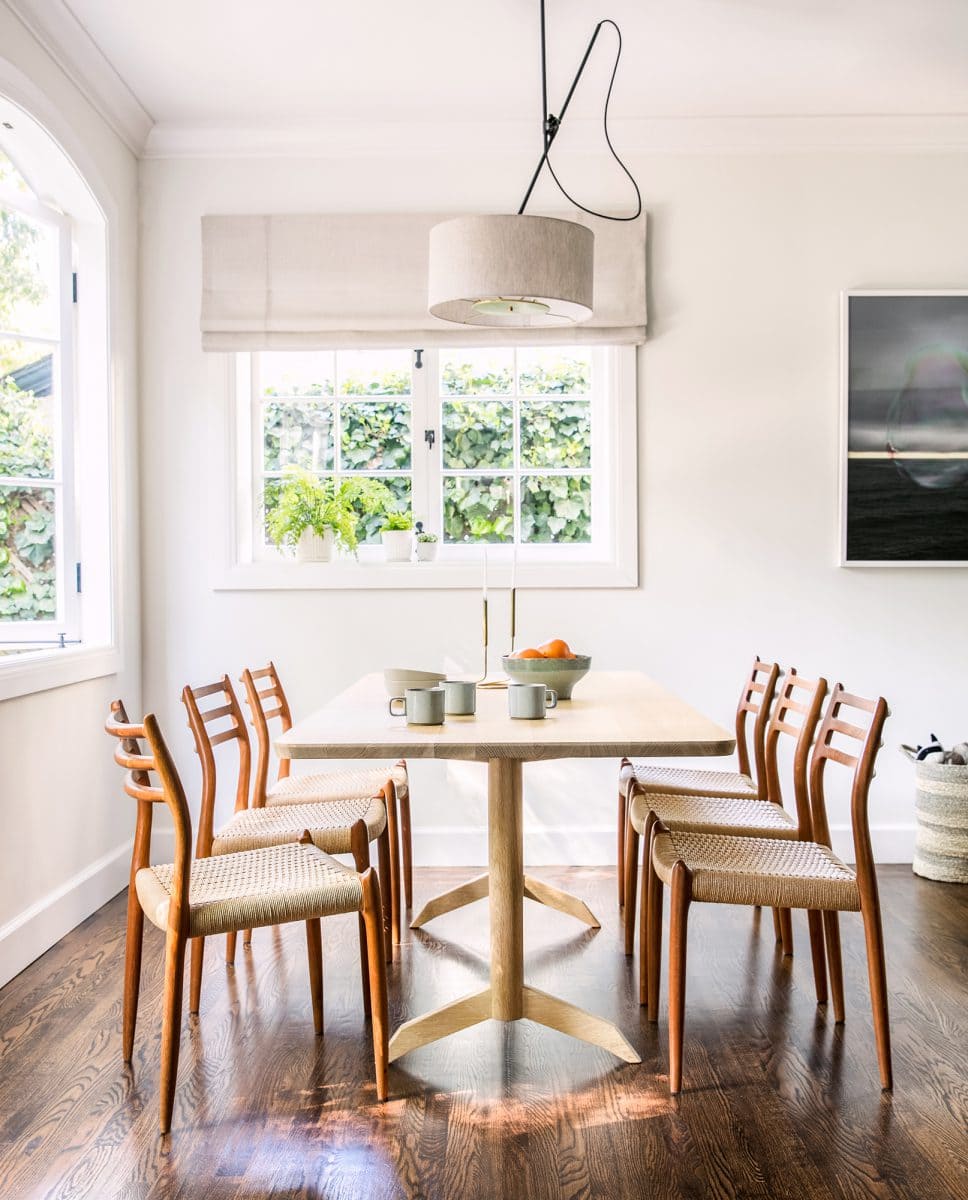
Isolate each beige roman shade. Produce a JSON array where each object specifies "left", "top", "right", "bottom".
[{"left": 200, "top": 212, "right": 646, "bottom": 350}]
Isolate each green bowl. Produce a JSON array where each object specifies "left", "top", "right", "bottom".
[{"left": 501, "top": 654, "right": 591, "bottom": 700}]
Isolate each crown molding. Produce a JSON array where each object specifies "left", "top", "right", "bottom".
[
  {"left": 5, "top": 0, "right": 153, "bottom": 155},
  {"left": 143, "top": 113, "right": 968, "bottom": 161}
]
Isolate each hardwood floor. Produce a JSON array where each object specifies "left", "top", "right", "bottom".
[{"left": 0, "top": 866, "right": 965, "bottom": 1199}]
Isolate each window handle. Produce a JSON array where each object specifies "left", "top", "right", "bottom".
[{"left": 424, "top": 429, "right": 436, "bottom": 451}]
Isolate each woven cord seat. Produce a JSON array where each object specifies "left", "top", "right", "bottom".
[
  {"left": 136, "top": 841, "right": 365, "bottom": 938},
  {"left": 267, "top": 764, "right": 408, "bottom": 806},
  {"left": 213, "top": 795, "right": 386, "bottom": 856},
  {"left": 652, "top": 830, "right": 860, "bottom": 911},
  {"left": 629, "top": 790, "right": 798, "bottom": 839},
  {"left": 623, "top": 763, "right": 758, "bottom": 800}
]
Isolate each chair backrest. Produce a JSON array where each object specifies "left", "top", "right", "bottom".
[
  {"left": 735, "top": 657, "right": 782, "bottom": 799},
  {"left": 182, "top": 676, "right": 252, "bottom": 856},
  {"left": 240, "top": 661, "right": 294, "bottom": 806},
  {"left": 808, "top": 684, "right": 889, "bottom": 891},
  {"left": 761, "top": 669, "right": 828, "bottom": 836},
  {"left": 105, "top": 700, "right": 192, "bottom": 934}
]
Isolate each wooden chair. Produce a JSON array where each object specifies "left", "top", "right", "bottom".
[
  {"left": 645, "top": 684, "right": 891, "bottom": 1094},
  {"left": 242, "top": 662, "right": 414, "bottom": 915},
  {"left": 625, "top": 669, "right": 828, "bottom": 965},
  {"left": 106, "top": 700, "right": 389, "bottom": 1134},
  {"left": 182, "top": 676, "right": 397, "bottom": 1015},
  {"left": 616, "top": 656, "right": 780, "bottom": 907}
]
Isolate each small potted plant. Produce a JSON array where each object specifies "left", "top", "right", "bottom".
[
  {"left": 380, "top": 510, "right": 414, "bottom": 562},
  {"left": 415, "top": 531, "right": 438, "bottom": 562},
  {"left": 266, "top": 469, "right": 390, "bottom": 561}
]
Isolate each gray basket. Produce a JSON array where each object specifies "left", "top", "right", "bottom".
[{"left": 902, "top": 746, "right": 968, "bottom": 883}]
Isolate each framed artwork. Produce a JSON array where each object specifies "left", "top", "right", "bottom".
[{"left": 842, "top": 290, "right": 968, "bottom": 565}]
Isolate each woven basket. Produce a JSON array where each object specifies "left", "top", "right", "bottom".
[{"left": 902, "top": 746, "right": 968, "bottom": 883}]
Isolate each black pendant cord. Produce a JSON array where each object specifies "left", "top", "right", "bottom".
[{"left": 517, "top": 5, "right": 642, "bottom": 222}]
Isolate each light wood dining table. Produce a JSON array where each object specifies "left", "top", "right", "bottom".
[{"left": 276, "top": 670, "right": 734, "bottom": 1067}]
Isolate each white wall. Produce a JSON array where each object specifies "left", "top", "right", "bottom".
[
  {"left": 138, "top": 140, "right": 968, "bottom": 867},
  {"left": 0, "top": 9, "right": 141, "bottom": 984}
]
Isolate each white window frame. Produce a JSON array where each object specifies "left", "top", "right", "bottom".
[{"left": 213, "top": 344, "right": 639, "bottom": 590}]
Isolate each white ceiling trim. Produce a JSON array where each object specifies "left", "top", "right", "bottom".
[
  {"left": 5, "top": 0, "right": 153, "bottom": 155},
  {"left": 144, "top": 114, "right": 968, "bottom": 161}
]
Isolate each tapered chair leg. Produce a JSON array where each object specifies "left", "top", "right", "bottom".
[
  {"left": 668, "top": 862, "right": 692, "bottom": 1094},
  {"left": 122, "top": 888, "right": 145, "bottom": 1063},
  {"left": 638, "top": 829, "right": 650, "bottom": 1006},
  {"left": 771, "top": 907, "right": 782, "bottom": 943},
  {"left": 225, "top": 931, "right": 237, "bottom": 964},
  {"left": 360, "top": 870, "right": 389, "bottom": 1101},
  {"left": 822, "top": 910, "right": 845, "bottom": 1023},
  {"left": 376, "top": 824, "right": 393, "bottom": 963},
  {"left": 399, "top": 787, "right": 413, "bottom": 911},
  {"left": 159, "top": 928, "right": 187, "bottom": 1135},
  {"left": 384, "top": 782, "right": 401, "bottom": 946},
  {"left": 860, "top": 902, "right": 893, "bottom": 1090},
  {"left": 623, "top": 817, "right": 640, "bottom": 956},
  {"left": 243, "top": 928, "right": 252, "bottom": 948},
  {"left": 350, "top": 821, "right": 372, "bottom": 1017},
  {"left": 807, "top": 909, "right": 828, "bottom": 1005},
  {"left": 189, "top": 936, "right": 205, "bottom": 1015},
  {"left": 305, "top": 919, "right": 324, "bottom": 1036},
  {"left": 617, "top": 782, "right": 628, "bottom": 907},
  {"left": 778, "top": 908, "right": 794, "bottom": 956},
  {"left": 647, "top": 834, "right": 664, "bottom": 1021}
]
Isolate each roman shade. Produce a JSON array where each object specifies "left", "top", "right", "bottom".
[{"left": 200, "top": 212, "right": 646, "bottom": 350}]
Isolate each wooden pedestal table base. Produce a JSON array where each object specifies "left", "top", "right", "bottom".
[
  {"left": 410, "top": 874, "right": 600, "bottom": 931},
  {"left": 388, "top": 760, "right": 640, "bottom": 1066}
]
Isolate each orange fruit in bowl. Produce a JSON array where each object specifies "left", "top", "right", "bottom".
[
  {"left": 511, "top": 647, "right": 544, "bottom": 659},
  {"left": 537, "top": 638, "right": 577, "bottom": 660}
]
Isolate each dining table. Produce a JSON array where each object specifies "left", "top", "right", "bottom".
[{"left": 276, "top": 670, "right": 734, "bottom": 1067}]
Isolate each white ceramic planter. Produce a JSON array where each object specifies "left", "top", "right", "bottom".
[
  {"left": 295, "top": 528, "right": 335, "bottom": 562},
  {"left": 382, "top": 529, "right": 413, "bottom": 562},
  {"left": 415, "top": 540, "right": 438, "bottom": 562}
]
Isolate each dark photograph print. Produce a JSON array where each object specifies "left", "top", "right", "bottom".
[{"left": 844, "top": 292, "right": 968, "bottom": 563}]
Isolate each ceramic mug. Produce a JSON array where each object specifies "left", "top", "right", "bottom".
[
  {"left": 508, "top": 682, "right": 558, "bottom": 719},
  {"left": 444, "top": 679, "right": 477, "bottom": 715},
  {"left": 389, "top": 686, "right": 445, "bottom": 725}
]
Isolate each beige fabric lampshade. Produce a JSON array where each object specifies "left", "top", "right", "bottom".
[{"left": 427, "top": 214, "right": 594, "bottom": 327}]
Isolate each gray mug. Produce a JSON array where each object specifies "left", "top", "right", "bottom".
[
  {"left": 389, "top": 686, "right": 445, "bottom": 725},
  {"left": 444, "top": 679, "right": 477, "bottom": 715},
  {"left": 508, "top": 682, "right": 558, "bottom": 719}
]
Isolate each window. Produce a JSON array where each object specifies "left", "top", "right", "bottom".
[
  {"left": 229, "top": 343, "right": 637, "bottom": 588},
  {"left": 0, "top": 150, "right": 76, "bottom": 653}
]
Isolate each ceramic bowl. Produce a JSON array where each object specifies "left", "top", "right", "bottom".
[
  {"left": 383, "top": 667, "right": 446, "bottom": 698},
  {"left": 501, "top": 654, "right": 591, "bottom": 700}
]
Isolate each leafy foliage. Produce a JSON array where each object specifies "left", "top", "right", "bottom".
[
  {"left": 380, "top": 510, "right": 412, "bottom": 532},
  {"left": 441, "top": 354, "right": 513, "bottom": 396},
  {"left": 341, "top": 401, "right": 411, "bottom": 470},
  {"left": 443, "top": 476, "right": 514, "bottom": 543},
  {"left": 265, "top": 469, "right": 394, "bottom": 555},
  {"left": 521, "top": 475, "right": 592, "bottom": 543},
  {"left": 520, "top": 400, "right": 591, "bottom": 468},
  {"left": 442, "top": 400, "right": 514, "bottom": 469},
  {"left": 263, "top": 399, "right": 334, "bottom": 472},
  {"left": 518, "top": 351, "right": 591, "bottom": 395}
]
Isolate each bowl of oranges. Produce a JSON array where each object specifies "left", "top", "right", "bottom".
[{"left": 502, "top": 639, "right": 590, "bottom": 700}]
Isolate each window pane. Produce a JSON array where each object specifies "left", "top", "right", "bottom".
[
  {"left": 263, "top": 400, "right": 334, "bottom": 472},
  {"left": 260, "top": 351, "right": 334, "bottom": 398},
  {"left": 341, "top": 400, "right": 411, "bottom": 470},
  {"left": 443, "top": 475, "right": 513, "bottom": 543},
  {"left": 338, "top": 349, "right": 412, "bottom": 396},
  {"left": 442, "top": 400, "right": 514, "bottom": 469},
  {"left": 518, "top": 347, "right": 591, "bottom": 395},
  {"left": 440, "top": 349, "right": 513, "bottom": 396},
  {"left": 0, "top": 484, "right": 56, "bottom": 620},
  {"left": 520, "top": 399, "right": 591, "bottom": 469},
  {"left": 360, "top": 475, "right": 411, "bottom": 544},
  {"left": 0, "top": 340, "right": 56, "bottom": 478},
  {"left": 521, "top": 475, "right": 591, "bottom": 543},
  {"left": 0, "top": 206, "right": 59, "bottom": 339}
]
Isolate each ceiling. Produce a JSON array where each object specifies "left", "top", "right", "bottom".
[{"left": 9, "top": 0, "right": 968, "bottom": 151}]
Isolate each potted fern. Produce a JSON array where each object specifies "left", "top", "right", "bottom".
[
  {"left": 266, "top": 469, "right": 391, "bottom": 561},
  {"left": 380, "top": 510, "right": 414, "bottom": 562}
]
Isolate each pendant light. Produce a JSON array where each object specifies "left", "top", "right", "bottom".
[{"left": 428, "top": 0, "right": 642, "bottom": 329}]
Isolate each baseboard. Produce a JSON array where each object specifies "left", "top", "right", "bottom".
[
  {"left": 0, "top": 839, "right": 131, "bottom": 988},
  {"left": 412, "top": 824, "right": 916, "bottom": 867}
]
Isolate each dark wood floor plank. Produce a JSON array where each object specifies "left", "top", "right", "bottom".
[{"left": 0, "top": 867, "right": 965, "bottom": 1200}]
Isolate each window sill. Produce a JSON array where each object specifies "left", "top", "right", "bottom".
[
  {"left": 0, "top": 644, "right": 120, "bottom": 703},
  {"left": 212, "top": 558, "right": 638, "bottom": 591}
]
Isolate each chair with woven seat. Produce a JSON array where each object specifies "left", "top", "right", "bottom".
[
  {"left": 182, "top": 676, "right": 397, "bottom": 1014},
  {"left": 106, "top": 700, "right": 389, "bottom": 1134},
  {"left": 241, "top": 662, "right": 414, "bottom": 914},
  {"left": 625, "top": 668, "right": 828, "bottom": 963},
  {"left": 645, "top": 683, "right": 891, "bottom": 1094},
  {"left": 615, "top": 656, "right": 780, "bottom": 907}
]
